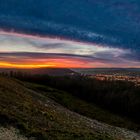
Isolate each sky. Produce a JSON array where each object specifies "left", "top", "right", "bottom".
[{"left": 0, "top": 0, "right": 140, "bottom": 68}]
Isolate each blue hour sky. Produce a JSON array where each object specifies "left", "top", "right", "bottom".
[{"left": 0, "top": 0, "right": 140, "bottom": 68}]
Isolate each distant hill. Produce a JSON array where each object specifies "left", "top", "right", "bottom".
[{"left": 0, "top": 68, "right": 78, "bottom": 76}]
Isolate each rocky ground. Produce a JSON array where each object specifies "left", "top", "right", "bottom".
[{"left": 0, "top": 126, "right": 32, "bottom": 140}]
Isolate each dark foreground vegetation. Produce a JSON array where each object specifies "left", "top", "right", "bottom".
[
  {"left": 0, "top": 76, "right": 115, "bottom": 140},
  {"left": 9, "top": 73, "right": 140, "bottom": 131},
  {"left": 0, "top": 73, "right": 140, "bottom": 139}
]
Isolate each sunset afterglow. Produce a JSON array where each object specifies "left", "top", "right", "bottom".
[{"left": 0, "top": 31, "right": 139, "bottom": 68}]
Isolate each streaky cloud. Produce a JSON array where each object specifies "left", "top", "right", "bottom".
[{"left": 0, "top": 31, "right": 139, "bottom": 68}]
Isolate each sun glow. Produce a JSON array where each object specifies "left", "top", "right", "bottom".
[
  {"left": 0, "top": 62, "right": 56, "bottom": 69},
  {"left": 0, "top": 57, "right": 93, "bottom": 68}
]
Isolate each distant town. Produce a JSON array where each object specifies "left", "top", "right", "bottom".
[
  {"left": 89, "top": 74, "right": 140, "bottom": 86},
  {"left": 73, "top": 68, "right": 140, "bottom": 86},
  {"left": 86, "top": 72, "right": 140, "bottom": 86}
]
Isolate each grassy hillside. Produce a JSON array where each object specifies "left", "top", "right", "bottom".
[
  {"left": 19, "top": 75, "right": 140, "bottom": 126},
  {"left": 24, "top": 82, "right": 140, "bottom": 131},
  {"left": 0, "top": 76, "right": 140, "bottom": 140}
]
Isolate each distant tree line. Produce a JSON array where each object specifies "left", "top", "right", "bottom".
[
  {"left": 0, "top": 71, "right": 31, "bottom": 77},
  {"left": 1, "top": 71, "right": 140, "bottom": 124}
]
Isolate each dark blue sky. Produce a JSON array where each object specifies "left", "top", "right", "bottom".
[{"left": 0, "top": 0, "right": 140, "bottom": 68}]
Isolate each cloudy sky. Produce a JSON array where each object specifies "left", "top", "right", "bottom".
[{"left": 0, "top": 0, "right": 140, "bottom": 68}]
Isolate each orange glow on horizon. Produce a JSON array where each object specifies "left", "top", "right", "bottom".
[
  {"left": 0, "top": 62, "right": 57, "bottom": 69},
  {"left": 0, "top": 62, "right": 139, "bottom": 69},
  {"left": 0, "top": 60, "right": 92, "bottom": 69}
]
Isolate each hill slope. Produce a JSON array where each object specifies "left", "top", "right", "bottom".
[{"left": 0, "top": 76, "right": 140, "bottom": 140}]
